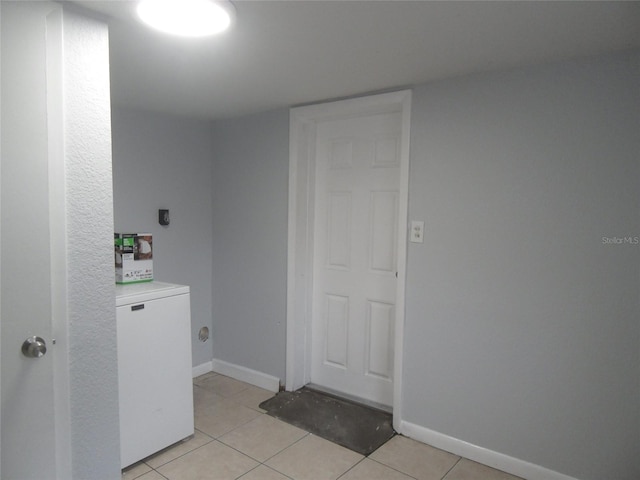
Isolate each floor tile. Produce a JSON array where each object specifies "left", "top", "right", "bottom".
[
  {"left": 122, "top": 462, "right": 152, "bottom": 480},
  {"left": 266, "top": 434, "right": 363, "bottom": 480},
  {"left": 194, "top": 389, "right": 235, "bottom": 417},
  {"left": 195, "top": 397, "right": 262, "bottom": 438},
  {"left": 135, "top": 471, "right": 167, "bottom": 480},
  {"left": 157, "top": 440, "right": 258, "bottom": 480},
  {"left": 238, "top": 465, "right": 292, "bottom": 480},
  {"left": 192, "top": 372, "right": 219, "bottom": 387},
  {"left": 219, "top": 415, "right": 308, "bottom": 462},
  {"left": 144, "top": 430, "right": 214, "bottom": 469},
  {"left": 152, "top": 377, "right": 524, "bottom": 480},
  {"left": 443, "top": 458, "right": 523, "bottom": 480},
  {"left": 229, "top": 384, "right": 277, "bottom": 412},
  {"left": 369, "top": 435, "right": 460, "bottom": 480},
  {"left": 339, "top": 458, "right": 416, "bottom": 480},
  {"left": 196, "top": 373, "right": 251, "bottom": 397},
  {"left": 193, "top": 384, "right": 226, "bottom": 413}
]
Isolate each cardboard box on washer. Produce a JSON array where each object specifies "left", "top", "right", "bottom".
[{"left": 114, "top": 233, "right": 153, "bottom": 284}]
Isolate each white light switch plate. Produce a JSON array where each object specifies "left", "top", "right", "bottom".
[{"left": 410, "top": 220, "right": 425, "bottom": 243}]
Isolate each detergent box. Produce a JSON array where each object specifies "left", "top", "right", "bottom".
[{"left": 114, "top": 233, "right": 153, "bottom": 284}]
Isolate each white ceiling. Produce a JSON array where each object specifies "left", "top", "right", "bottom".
[{"left": 73, "top": 0, "right": 640, "bottom": 121}]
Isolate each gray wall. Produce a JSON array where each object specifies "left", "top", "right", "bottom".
[
  {"left": 210, "top": 110, "right": 289, "bottom": 381},
  {"left": 404, "top": 52, "right": 639, "bottom": 480},
  {"left": 111, "top": 107, "right": 289, "bottom": 380},
  {"left": 111, "top": 108, "right": 214, "bottom": 367}
]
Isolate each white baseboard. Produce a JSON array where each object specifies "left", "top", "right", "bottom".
[
  {"left": 211, "top": 358, "right": 280, "bottom": 392},
  {"left": 398, "top": 420, "right": 579, "bottom": 480},
  {"left": 192, "top": 361, "right": 213, "bottom": 378}
]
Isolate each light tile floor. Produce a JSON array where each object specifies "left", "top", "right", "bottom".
[{"left": 122, "top": 373, "right": 524, "bottom": 480}]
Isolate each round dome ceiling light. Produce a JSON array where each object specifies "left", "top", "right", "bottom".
[{"left": 136, "top": 0, "right": 235, "bottom": 37}]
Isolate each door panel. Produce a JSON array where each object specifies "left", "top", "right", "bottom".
[
  {"left": 324, "top": 294, "right": 349, "bottom": 368},
  {"left": 365, "top": 300, "right": 394, "bottom": 380},
  {"left": 1, "top": 2, "right": 63, "bottom": 478},
  {"left": 311, "top": 112, "right": 401, "bottom": 407},
  {"left": 327, "top": 193, "right": 352, "bottom": 269},
  {"left": 369, "top": 191, "right": 398, "bottom": 273}
]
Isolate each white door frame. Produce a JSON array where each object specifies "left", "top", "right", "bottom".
[
  {"left": 286, "top": 90, "right": 411, "bottom": 430},
  {"left": 47, "top": 8, "right": 73, "bottom": 476}
]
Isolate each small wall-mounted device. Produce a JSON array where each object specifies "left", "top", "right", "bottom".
[{"left": 159, "top": 209, "right": 170, "bottom": 226}]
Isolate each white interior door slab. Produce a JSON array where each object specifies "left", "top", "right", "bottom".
[
  {"left": 1, "top": 2, "right": 68, "bottom": 478},
  {"left": 310, "top": 112, "right": 402, "bottom": 407}
]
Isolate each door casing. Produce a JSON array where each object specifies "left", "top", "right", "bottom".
[{"left": 286, "top": 90, "right": 411, "bottom": 430}]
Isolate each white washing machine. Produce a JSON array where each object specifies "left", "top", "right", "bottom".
[{"left": 116, "top": 281, "right": 194, "bottom": 468}]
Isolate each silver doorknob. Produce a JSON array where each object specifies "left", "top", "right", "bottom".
[{"left": 22, "top": 336, "right": 47, "bottom": 358}]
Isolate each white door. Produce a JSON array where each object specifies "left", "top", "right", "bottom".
[
  {"left": 1, "top": 2, "right": 68, "bottom": 478},
  {"left": 310, "top": 112, "right": 402, "bottom": 407}
]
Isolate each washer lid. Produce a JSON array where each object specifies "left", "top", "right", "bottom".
[{"left": 115, "top": 281, "right": 189, "bottom": 306}]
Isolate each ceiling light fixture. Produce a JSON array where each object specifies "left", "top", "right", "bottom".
[{"left": 136, "top": 0, "right": 235, "bottom": 37}]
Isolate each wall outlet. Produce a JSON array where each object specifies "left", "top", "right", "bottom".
[{"left": 410, "top": 220, "right": 425, "bottom": 243}]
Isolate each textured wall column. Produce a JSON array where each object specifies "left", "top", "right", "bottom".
[{"left": 63, "top": 7, "right": 121, "bottom": 479}]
